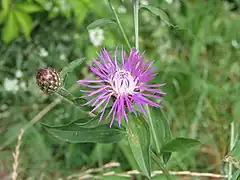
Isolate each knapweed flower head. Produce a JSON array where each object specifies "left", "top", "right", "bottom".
[
  {"left": 78, "top": 48, "right": 166, "bottom": 127},
  {"left": 36, "top": 67, "right": 61, "bottom": 94}
]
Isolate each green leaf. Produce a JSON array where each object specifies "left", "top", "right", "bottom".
[
  {"left": 74, "top": 8, "right": 88, "bottom": 27},
  {"left": 146, "top": 107, "right": 172, "bottom": 164},
  {"left": 127, "top": 114, "right": 151, "bottom": 178},
  {"left": 140, "top": 5, "right": 174, "bottom": 27},
  {"left": 87, "top": 18, "right": 116, "bottom": 30},
  {"left": 1, "top": 0, "right": 11, "bottom": 25},
  {"left": 60, "top": 58, "right": 84, "bottom": 81},
  {"left": 2, "top": 0, "right": 12, "bottom": 11},
  {"left": 146, "top": 108, "right": 171, "bottom": 154},
  {"left": 233, "top": 100, "right": 240, "bottom": 122},
  {"left": 70, "top": 0, "right": 88, "bottom": 26},
  {"left": 150, "top": 151, "right": 171, "bottom": 180},
  {"left": 161, "top": 137, "right": 201, "bottom": 153},
  {"left": 14, "top": 10, "right": 32, "bottom": 39},
  {"left": 162, "top": 152, "right": 172, "bottom": 164},
  {"left": 2, "top": 11, "right": 19, "bottom": 43},
  {"left": 224, "top": 140, "right": 240, "bottom": 169},
  {"left": 231, "top": 140, "right": 240, "bottom": 161},
  {"left": 15, "top": 3, "right": 43, "bottom": 13},
  {"left": 43, "top": 123, "right": 126, "bottom": 144},
  {"left": 0, "top": 10, "right": 8, "bottom": 24},
  {"left": 232, "top": 170, "right": 240, "bottom": 180}
]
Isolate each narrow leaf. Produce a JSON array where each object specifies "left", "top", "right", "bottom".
[
  {"left": 161, "top": 137, "right": 201, "bottom": 153},
  {"left": 2, "top": 11, "right": 19, "bottom": 43},
  {"left": 60, "top": 58, "right": 84, "bottom": 81},
  {"left": 2, "top": 0, "right": 12, "bottom": 11},
  {"left": 43, "top": 124, "right": 126, "bottom": 144},
  {"left": 147, "top": 107, "right": 171, "bottom": 154},
  {"left": 232, "top": 170, "right": 240, "bottom": 180},
  {"left": 1, "top": 0, "right": 11, "bottom": 25},
  {"left": 146, "top": 107, "right": 172, "bottom": 164},
  {"left": 140, "top": 5, "right": 174, "bottom": 27},
  {"left": 71, "top": 1, "right": 88, "bottom": 26},
  {"left": 87, "top": 18, "right": 116, "bottom": 30},
  {"left": 15, "top": 3, "right": 43, "bottom": 13},
  {"left": 127, "top": 114, "right": 151, "bottom": 178},
  {"left": 14, "top": 10, "right": 32, "bottom": 39},
  {"left": 0, "top": 10, "right": 7, "bottom": 24}
]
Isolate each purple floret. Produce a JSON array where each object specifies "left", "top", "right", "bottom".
[{"left": 78, "top": 48, "right": 166, "bottom": 127}]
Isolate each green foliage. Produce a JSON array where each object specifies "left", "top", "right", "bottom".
[
  {"left": 43, "top": 123, "right": 126, "bottom": 144},
  {"left": 2, "top": 11, "right": 19, "bottom": 43},
  {"left": 1, "top": 0, "right": 239, "bottom": 179},
  {"left": 15, "top": 2, "right": 42, "bottom": 13},
  {"left": 60, "top": 58, "right": 85, "bottom": 85},
  {"left": 224, "top": 140, "right": 240, "bottom": 169},
  {"left": 232, "top": 170, "right": 240, "bottom": 180},
  {"left": 147, "top": 108, "right": 172, "bottom": 154},
  {"left": 127, "top": 114, "right": 151, "bottom": 178},
  {"left": 140, "top": 4, "right": 174, "bottom": 27},
  {"left": 14, "top": 10, "right": 32, "bottom": 40},
  {"left": 87, "top": 18, "right": 117, "bottom": 30},
  {"left": 161, "top": 138, "right": 201, "bottom": 153},
  {"left": 0, "top": 0, "right": 43, "bottom": 43}
]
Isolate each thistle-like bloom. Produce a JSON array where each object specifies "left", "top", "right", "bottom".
[
  {"left": 78, "top": 48, "right": 166, "bottom": 127},
  {"left": 36, "top": 67, "right": 61, "bottom": 93}
]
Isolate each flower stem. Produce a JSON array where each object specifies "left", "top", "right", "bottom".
[
  {"left": 133, "top": 0, "right": 139, "bottom": 50},
  {"left": 108, "top": 0, "right": 131, "bottom": 50},
  {"left": 228, "top": 121, "right": 235, "bottom": 180}
]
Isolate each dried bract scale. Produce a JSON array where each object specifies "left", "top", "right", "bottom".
[
  {"left": 36, "top": 67, "right": 61, "bottom": 93},
  {"left": 78, "top": 48, "right": 166, "bottom": 127}
]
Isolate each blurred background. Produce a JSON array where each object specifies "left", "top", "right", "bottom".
[{"left": 0, "top": 0, "right": 239, "bottom": 179}]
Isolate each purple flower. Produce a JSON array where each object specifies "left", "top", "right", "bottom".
[{"left": 78, "top": 48, "right": 166, "bottom": 127}]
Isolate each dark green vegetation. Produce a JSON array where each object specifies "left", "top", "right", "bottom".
[{"left": 1, "top": 0, "right": 239, "bottom": 179}]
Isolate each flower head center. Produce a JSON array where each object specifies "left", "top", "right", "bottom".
[{"left": 110, "top": 69, "right": 136, "bottom": 95}]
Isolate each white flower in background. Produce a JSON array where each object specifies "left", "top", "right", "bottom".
[
  {"left": 15, "top": 70, "right": 23, "bottom": 78},
  {"left": 88, "top": 27, "right": 104, "bottom": 47},
  {"left": 60, "top": 54, "right": 66, "bottom": 61},
  {"left": 165, "top": 0, "right": 173, "bottom": 4},
  {"left": 0, "top": 104, "right": 8, "bottom": 111},
  {"left": 231, "top": 40, "right": 239, "bottom": 48},
  {"left": 4, "top": 78, "right": 19, "bottom": 93},
  {"left": 19, "top": 82, "right": 27, "bottom": 90},
  {"left": 39, "top": 47, "right": 49, "bottom": 57},
  {"left": 117, "top": 5, "right": 127, "bottom": 14},
  {"left": 141, "top": 0, "right": 149, "bottom": 5},
  {"left": 53, "top": 7, "right": 60, "bottom": 13},
  {"left": 44, "top": 2, "right": 53, "bottom": 10}
]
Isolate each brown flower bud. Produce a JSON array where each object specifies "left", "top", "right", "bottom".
[{"left": 36, "top": 67, "right": 61, "bottom": 93}]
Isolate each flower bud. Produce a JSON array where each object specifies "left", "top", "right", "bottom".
[{"left": 36, "top": 67, "right": 61, "bottom": 93}]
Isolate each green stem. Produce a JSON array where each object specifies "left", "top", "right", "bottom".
[
  {"left": 228, "top": 121, "right": 235, "bottom": 180},
  {"left": 150, "top": 150, "right": 171, "bottom": 180},
  {"left": 133, "top": 0, "right": 139, "bottom": 50},
  {"left": 57, "top": 87, "right": 96, "bottom": 117},
  {"left": 108, "top": 0, "right": 131, "bottom": 50},
  {"left": 146, "top": 105, "right": 161, "bottom": 154}
]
